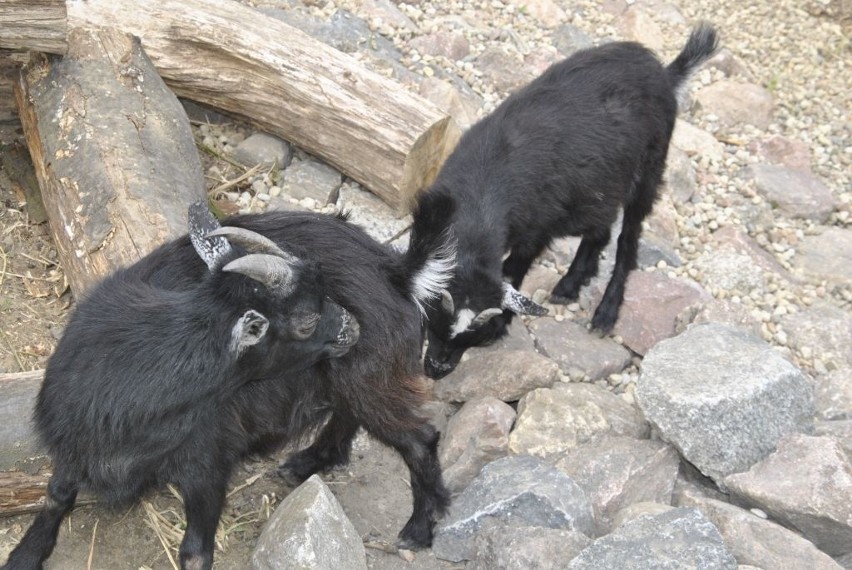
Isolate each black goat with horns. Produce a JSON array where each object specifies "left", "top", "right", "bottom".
[
  {"left": 413, "top": 23, "right": 719, "bottom": 378},
  {"left": 3, "top": 202, "right": 455, "bottom": 570}
]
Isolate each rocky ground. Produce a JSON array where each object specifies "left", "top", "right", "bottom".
[{"left": 1, "top": 0, "right": 850, "bottom": 568}]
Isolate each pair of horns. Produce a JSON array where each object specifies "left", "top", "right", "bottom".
[
  {"left": 188, "top": 202, "right": 299, "bottom": 294},
  {"left": 206, "top": 227, "right": 300, "bottom": 295}
]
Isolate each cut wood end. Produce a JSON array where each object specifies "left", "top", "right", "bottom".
[{"left": 398, "top": 115, "right": 461, "bottom": 213}]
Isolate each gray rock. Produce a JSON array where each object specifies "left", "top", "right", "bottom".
[
  {"left": 692, "top": 247, "right": 767, "bottom": 293},
  {"left": 433, "top": 349, "right": 560, "bottom": 404},
  {"left": 440, "top": 397, "right": 516, "bottom": 493},
  {"left": 519, "top": 264, "right": 561, "bottom": 299},
  {"left": 618, "top": 8, "right": 664, "bottom": 52},
  {"left": 780, "top": 302, "right": 852, "bottom": 370},
  {"left": 231, "top": 133, "right": 292, "bottom": 169},
  {"left": 551, "top": 24, "right": 594, "bottom": 56},
  {"left": 794, "top": 227, "right": 852, "bottom": 286},
  {"left": 475, "top": 48, "right": 536, "bottom": 94},
  {"left": 679, "top": 299, "right": 762, "bottom": 338},
  {"left": 336, "top": 182, "right": 411, "bottom": 245},
  {"left": 636, "top": 323, "right": 815, "bottom": 487},
  {"left": 711, "top": 226, "right": 797, "bottom": 280},
  {"left": 637, "top": 234, "right": 682, "bottom": 268},
  {"left": 705, "top": 47, "right": 755, "bottom": 80},
  {"left": 509, "top": 384, "right": 649, "bottom": 459},
  {"left": 279, "top": 158, "right": 342, "bottom": 205},
  {"left": 251, "top": 475, "right": 366, "bottom": 570},
  {"left": 410, "top": 31, "right": 470, "bottom": 61},
  {"left": 695, "top": 80, "right": 775, "bottom": 129},
  {"left": 263, "top": 7, "right": 401, "bottom": 61},
  {"left": 676, "top": 493, "right": 844, "bottom": 570},
  {"left": 567, "top": 507, "right": 737, "bottom": 569},
  {"left": 471, "top": 525, "right": 591, "bottom": 570},
  {"left": 432, "top": 455, "right": 595, "bottom": 562},
  {"left": 816, "top": 370, "right": 852, "bottom": 421},
  {"left": 725, "top": 434, "right": 852, "bottom": 557},
  {"left": 506, "top": 0, "right": 566, "bottom": 27},
  {"left": 749, "top": 134, "right": 813, "bottom": 171},
  {"left": 814, "top": 420, "right": 852, "bottom": 455},
  {"left": 609, "top": 270, "right": 712, "bottom": 355},
  {"left": 748, "top": 164, "right": 836, "bottom": 222},
  {"left": 612, "top": 502, "right": 676, "bottom": 529},
  {"left": 0, "top": 372, "right": 44, "bottom": 471},
  {"left": 554, "top": 436, "right": 680, "bottom": 533},
  {"left": 671, "top": 119, "right": 724, "bottom": 162},
  {"left": 664, "top": 145, "right": 699, "bottom": 203},
  {"left": 530, "top": 319, "right": 632, "bottom": 381}
]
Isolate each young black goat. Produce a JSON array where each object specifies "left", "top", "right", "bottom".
[
  {"left": 3, "top": 203, "right": 454, "bottom": 570},
  {"left": 413, "top": 24, "right": 719, "bottom": 379}
]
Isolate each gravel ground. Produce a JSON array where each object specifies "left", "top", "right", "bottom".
[{"left": 235, "top": 0, "right": 851, "bottom": 383}]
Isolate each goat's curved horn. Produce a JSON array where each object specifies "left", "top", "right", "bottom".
[
  {"left": 222, "top": 253, "right": 296, "bottom": 294},
  {"left": 441, "top": 290, "right": 455, "bottom": 315},
  {"left": 188, "top": 201, "right": 231, "bottom": 270},
  {"left": 471, "top": 307, "right": 503, "bottom": 326},
  {"left": 206, "top": 227, "right": 298, "bottom": 263},
  {"left": 501, "top": 283, "right": 548, "bottom": 316}
]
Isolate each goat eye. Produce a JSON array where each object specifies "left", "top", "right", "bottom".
[{"left": 293, "top": 314, "right": 320, "bottom": 339}]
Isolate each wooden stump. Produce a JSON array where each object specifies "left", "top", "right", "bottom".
[{"left": 15, "top": 27, "right": 207, "bottom": 296}]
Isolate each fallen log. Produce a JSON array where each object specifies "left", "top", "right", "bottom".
[
  {"left": 0, "top": 0, "right": 66, "bottom": 54},
  {"left": 0, "top": 470, "right": 50, "bottom": 517},
  {"left": 3, "top": 0, "right": 460, "bottom": 212},
  {"left": 0, "top": 469, "right": 96, "bottom": 517},
  {"left": 0, "top": 51, "right": 27, "bottom": 123},
  {"left": 15, "top": 27, "right": 207, "bottom": 296}
]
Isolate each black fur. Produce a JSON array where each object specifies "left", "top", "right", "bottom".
[
  {"left": 3, "top": 210, "right": 451, "bottom": 570},
  {"left": 412, "top": 23, "right": 719, "bottom": 379}
]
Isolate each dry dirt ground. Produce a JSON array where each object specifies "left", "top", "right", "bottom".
[{"left": 0, "top": 117, "right": 455, "bottom": 569}]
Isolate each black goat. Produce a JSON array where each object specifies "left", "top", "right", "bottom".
[
  {"left": 3, "top": 203, "right": 454, "bottom": 570},
  {"left": 413, "top": 23, "right": 719, "bottom": 379}
]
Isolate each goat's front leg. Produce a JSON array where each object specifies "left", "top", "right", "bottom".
[
  {"left": 550, "top": 227, "right": 611, "bottom": 302},
  {"left": 177, "top": 476, "right": 227, "bottom": 570},
  {"left": 2, "top": 470, "right": 77, "bottom": 570}
]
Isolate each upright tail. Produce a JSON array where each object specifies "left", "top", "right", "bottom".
[
  {"left": 404, "top": 191, "right": 457, "bottom": 316},
  {"left": 667, "top": 22, "right": 719, "bottom": 89}
]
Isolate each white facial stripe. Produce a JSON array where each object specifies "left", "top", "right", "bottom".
[{"left": 449, "top": 308, "right": 476, "bottom": 339}]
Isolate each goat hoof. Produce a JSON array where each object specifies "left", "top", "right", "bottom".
[
  {"left": 590, "top": 311, "right": 617, "bottom": 334},
  {"left": 396, "top": 520, "right": 434, "bottom": 550},
  {"left": 395, "top": 534, "right": 431, "bottom": 552},
  {"left": 276, "top": 462, "right": 310, "bottom": 487}
]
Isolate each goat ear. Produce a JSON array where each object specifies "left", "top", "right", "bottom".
[
  {"left": 188, "top": 201, "right": 231, "bottom": 270},
  {"left": 231, "top": 310, "right": 269, "bottom": 354},
  {"left": 501, "top": 283, "right": 548, "bottom": 316},
  {"left": 440, "top": 290, "right": 455, "bottom": 315}
]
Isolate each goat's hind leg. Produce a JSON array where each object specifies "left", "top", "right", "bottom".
[
  {"left": 592, "top": 169, "right": 661, "bottom": 332},
  {"left": 278, "top": 410, "right": 360, "bottom": 485},
  {"left": 2, "top": 470, "right": 77, "bottom": 570},
  {"left": 366, "top": 416, "right": 449, "bottom": 550},
  {"left": 177, "top": 475, "right": 228, "bottom": 570}
]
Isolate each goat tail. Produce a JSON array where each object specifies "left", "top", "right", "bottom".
[
  {"left": 667, "top": 22, "right": 719, "bottom": 88},
  {"left": 405, "top": 191, "right": 457, "bottom": 316}
]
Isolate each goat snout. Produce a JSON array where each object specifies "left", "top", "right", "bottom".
[{"left": 424, "top": 355, "right": 454, "bottom": 379}]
